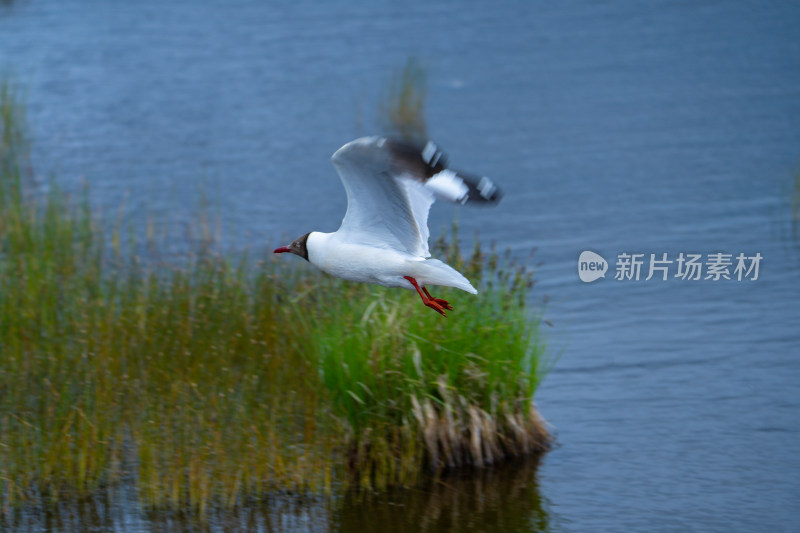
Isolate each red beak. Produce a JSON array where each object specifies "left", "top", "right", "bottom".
[{"left": 274, "top": 246, "right": 291, "bottom": 254}]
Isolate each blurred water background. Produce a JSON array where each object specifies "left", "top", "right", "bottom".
[{"left": 1, "top": 1, "right": 799, "bottom": 531}]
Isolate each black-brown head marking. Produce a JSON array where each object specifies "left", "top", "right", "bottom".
[{"left": 274, "top": 232, "right": 310, "bottom": 261}]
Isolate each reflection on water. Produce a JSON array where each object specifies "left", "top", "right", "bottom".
[
  {"left": 332, "top": 457, "right": 553, "bottom": 533},
  {"left": 2, "top": 457, "right": 552, "bottom": 532}
]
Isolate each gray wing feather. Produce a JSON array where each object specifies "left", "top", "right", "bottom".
[
  {"left": 330, "top": 136, "right": 501, "bottom": 258},
  {"left": 332, "top": 137, "right": 431, "bottom": 257}
]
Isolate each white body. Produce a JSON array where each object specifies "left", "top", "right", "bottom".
[{"left": 306, "top": 231, "right": 477, "bottom": 293}]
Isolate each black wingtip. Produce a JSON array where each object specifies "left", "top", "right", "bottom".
[
  {"left": 384, "top": 137, "right": 502, "bottom": 205},
  {"left": 385, "top": 138, "right": 449, "bottom": 178},
  {"left": 452, "top": 169, "right": 503, "bottom": 205}
]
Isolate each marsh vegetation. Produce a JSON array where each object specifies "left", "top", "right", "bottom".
[{"left": 0, "top": 72, "right": 549, "bottom": 517}]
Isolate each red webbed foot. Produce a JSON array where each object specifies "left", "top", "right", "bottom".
[
  {"left": 403, "top": 276, "right": 453, "bottom": 317},
  {"left": 422, "top": 286, "right": 453, "bottom": 310},
  {"left": 423, "top": 298, "right": 448, "bottom": 316}
]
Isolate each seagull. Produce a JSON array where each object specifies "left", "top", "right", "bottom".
[{"left": 274, "top": 136, "right": 501, "bottom": 316}]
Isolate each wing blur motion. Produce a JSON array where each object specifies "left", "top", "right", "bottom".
[{"left": 331, "top": 137, "right": 501, "bottom": 258}]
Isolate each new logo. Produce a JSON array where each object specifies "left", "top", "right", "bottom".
[{"left": 578, "top": 251, "right": 608, "bottom": 283}]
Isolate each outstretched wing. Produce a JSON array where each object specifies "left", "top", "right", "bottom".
[{"left": 330, "top": 136, "right": 501, "bottom": 258}]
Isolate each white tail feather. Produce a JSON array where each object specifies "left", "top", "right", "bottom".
[{"left": 410, "top": 258, "right": 478, "bottom": 294}]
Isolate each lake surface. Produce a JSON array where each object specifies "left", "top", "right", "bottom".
[{"left": 2, "top": 0, "right": 799, "bottom": 531}]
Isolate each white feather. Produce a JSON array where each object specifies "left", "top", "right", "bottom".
[
  {"left": 308, "top": 136, "right": 479, "bottom": 294},
  {"left": 425, "top": 170, "right": 469, "bottom": 204},
  {"left": 331, "top": 137, "right": 433, "bottom": 258}
]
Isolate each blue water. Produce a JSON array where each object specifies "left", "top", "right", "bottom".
[{"left": 2, "top": 1, "right": 799, "bottom": 531}]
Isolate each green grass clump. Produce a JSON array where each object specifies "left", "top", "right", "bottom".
[
  {"left": 296, "top": 232, "right": 549, "bottom": 488},
  {"left": 0, "top": 82, "right": 549, "bottom": 515}
]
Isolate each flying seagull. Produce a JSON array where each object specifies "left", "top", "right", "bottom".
[{"left": 274, "top": 136, "right": 501, "bottom": 316}]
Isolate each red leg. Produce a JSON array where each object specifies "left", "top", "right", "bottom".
[
  {"left": 422, "top": 286, "right": 453, "bottom": 311},
  {"left": 404, "top": 276, "right": 448, "bottom": 316}
]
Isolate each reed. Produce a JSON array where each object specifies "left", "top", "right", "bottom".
[
  {"left": 379, "top": 57, "right": 428, "bottom": 140},
  {"left": 0, "top": 81, "right": 549, "bottom": 515}
]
